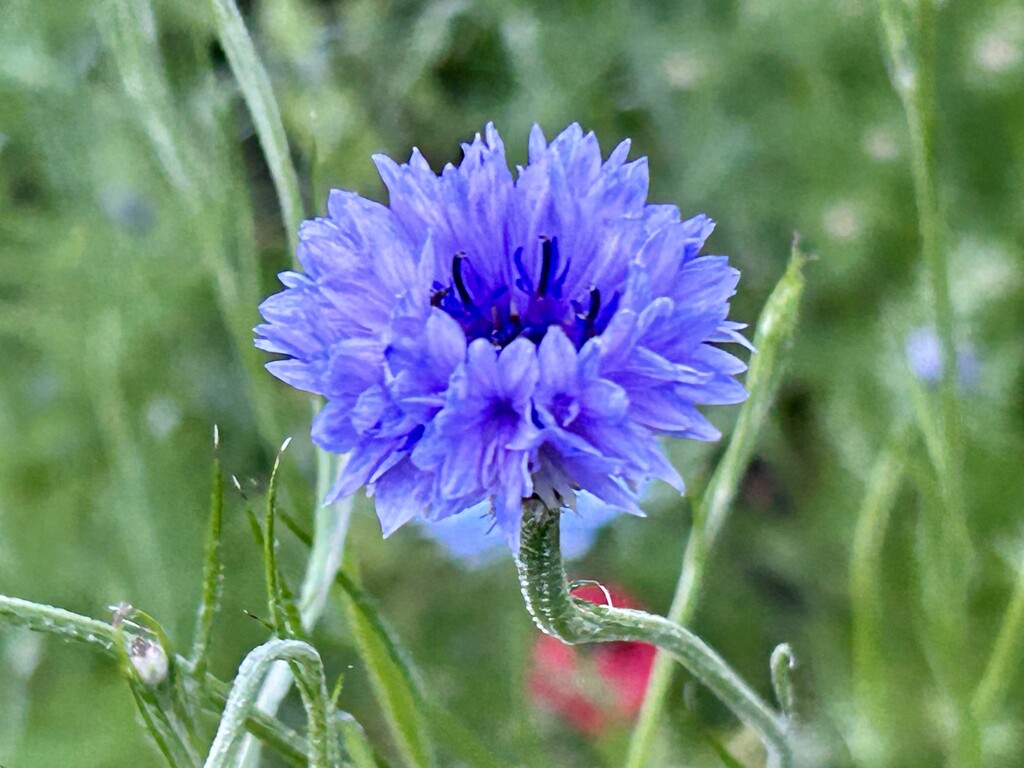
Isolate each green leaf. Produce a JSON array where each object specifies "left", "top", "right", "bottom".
[
  {"left": 263, "top": 439, "right": 303, "bottom": 640},
  {"left": 703, "top": 730, "right": 747, "bottom": 768},
  {"left": 702, "top": 240, "right": 808, "bottom": 533},
  {"left": 190, "top": 426, "right": 225, "bottom": 681},
  {"left": 850, "top": 426, "right": 911, "bottom": 732},
  {"left": 0, "top": 595, "right": 118, "bottom": 656},
  {"left": 279, "top": 509, "right": 313, "bottom": 548},
  {"left": 334, "top": 712, "right": 385, "bottom": 768},
  {"left": 102, "top": 0, "right": 196, "bottom": 196},
  {"left": 206, "top": 0, "right": 304, "bottom": 249},
  {"left": 334, "top": 568, "right": 437, "bottom": 768}
]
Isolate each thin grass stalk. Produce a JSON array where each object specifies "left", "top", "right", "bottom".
[
  {"left": 877, "top": 2, "right": 976, "bottom": 763},
  {"left": 625, "top": 245, "right": 807, "bottom": 768},
  {"left": 972, "top": 555, "right": 1024, "bottom": 721},
  {"left": 849, "top": 427, "right": 910, "bottom": 763},
  {"left": 207, "top": 0, "right": 304, "bottom": 249}
]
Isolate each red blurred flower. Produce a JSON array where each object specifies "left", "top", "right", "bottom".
[{"left": 527, "top": 585, "right": 656, "bottom": 735}]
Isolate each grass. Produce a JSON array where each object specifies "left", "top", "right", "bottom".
[{"left": 1, "top": 0, "right": 1024, "bottom": 766}]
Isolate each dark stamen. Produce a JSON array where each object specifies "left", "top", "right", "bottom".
[
  {"left": 452, "top": 253, "right": 472, "bottom": 305},
  {"left": 587, "top": 286, "right": 601, "bottom": 320},
  {"left": 430, "top": 287, "right": 449, "bottom": 307},
  {"left": 538, "top": 237, "right": 554, "bottom": 297}
]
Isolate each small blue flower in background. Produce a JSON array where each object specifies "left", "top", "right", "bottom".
[
  {"left": 905, "top": 325, "right": 979, "bottom": 388},
  {"left": 256, "top": 124, "right": 750, "bottom": 550}
]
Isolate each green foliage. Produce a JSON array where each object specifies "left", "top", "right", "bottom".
[
  {"left": 191, "top": 426, "right": 226, "bottom": 682},
  {"left": 2, "top": 0, "right": 1024, "bottom": 766},
  {"left": 334, "top": 568, "right": 437, "bottom": 768},
  {"left": 207, "top": 0, "right": 304, "bottom": 249},
  {"left": 204, "top": 638, "right": 337, "bottom": 768},
  {"left": 628, "top": 245, "right": 808, "bottom": 768}
]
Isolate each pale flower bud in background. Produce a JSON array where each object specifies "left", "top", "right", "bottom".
[{"left": 129, "top": 635, "right": 168, "bottom": 686}]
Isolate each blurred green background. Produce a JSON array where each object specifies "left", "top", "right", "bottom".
[{"left": 1, "top": 0, "right": 1023, "bottom": 766}]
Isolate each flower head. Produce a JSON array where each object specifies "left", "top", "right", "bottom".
[{"left": 256, "top": 124, "right": 749, "bottom": 549}]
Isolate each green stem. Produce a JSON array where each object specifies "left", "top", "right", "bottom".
[
  {"left": 626, "top": 246, "right": 807, "bottom": 768},
  {"left": 972, "top": 557, "right": 1024, "bottom": 721},
  {"left": 208, "top": 0, "right": 304, "bottom": 250},
  {"left": 203, "top": 639, "right": 335, "bottom": 768},
  {"left": 202, "top": 676, "right": 308, "bottom": 767},
  {"left": 0, "top": 594, "right": 308, "bottom": 767},
  {"left": 878, "top": 3, "right": 975, "bottom": 764},
  {"left": 190, "top": 427, "right": 225, "bottom": 682},
  {"left": 848, "top": 426, "right": 910, "bottom": 762},
  {"left": 517, "top": 500, "right": 792, "bottom": 766},
  {"left": 889, "top": 0, "right": 963, "bottom": 496}
]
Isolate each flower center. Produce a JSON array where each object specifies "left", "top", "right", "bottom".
[{"left": 429, "top": 236, "right": 618, "bottom": 349}]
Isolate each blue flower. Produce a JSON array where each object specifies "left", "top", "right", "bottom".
[
  {"left": 256, "top": 124, "right": 750, "bottom": 550},
  {"left": 905, "top": 325, "right": 978, "bottom": 388}
]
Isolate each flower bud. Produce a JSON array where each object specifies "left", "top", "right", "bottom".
[{"left": 129, "top": 635, "right": 168, "bottom": 686}]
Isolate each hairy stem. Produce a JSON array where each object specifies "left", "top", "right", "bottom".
[{"left": 517, "top": 500, "right": 792, "bottom": 766}]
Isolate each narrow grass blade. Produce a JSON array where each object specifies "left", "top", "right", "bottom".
[
  {"left": 102, "top": 0, "right": 194, "bottom": 195},
  {"left": 334, "top": 569, "right": 437, "bottom": 768},
  {"left": 191, "top": 426, "right": 226, "bottom": 681},
  {"left": 207, "top": 0, "right": 304, "bottom": 248},
  {"left": 972, "top": 554, "right": 1024, "bottom": 720},
  {"left": 263, "top": 439, "right": 303, "bottom": 639},
  {"left": 280, "top": 509, "right": 313, "bottom": 547},
  {"left": 334, "top": 712, "right": 384, "bottom": 768},
  {"left": 849, "top": 426, "right": 910, "bottom": 754},
  {"left": 626, "top": 242, "right": 809, "bottom": 768},
  {"left": 425, "top": 703, "right": 506, "bottom": 768},
  {"left": 704, "top": 732, "right": 747, "bottom": 768},
  {"left": 129, "top": 684, "right": 199, "bottom": 768}
]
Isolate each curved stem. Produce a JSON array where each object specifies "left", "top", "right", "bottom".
[
  {"left": 517, "top": 500, "right": 792, "bottom": 766},
  {"left": 972, "top": 553, "right": 1024, "bottom": 721},
  {"left": 627, "top": 246, "right": 807, "bottom": 768},
  {"left": 203, "top": 638, "right": 336, "bottom": 768}
]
